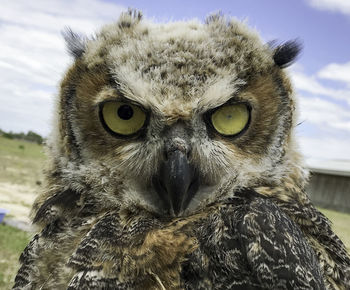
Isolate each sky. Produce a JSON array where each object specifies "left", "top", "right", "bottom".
[{"left": 0, "top": 0, "right": 350, "bottom": 161}]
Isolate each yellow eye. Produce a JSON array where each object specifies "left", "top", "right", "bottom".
[
  {"left": 210, "top": 103, "right": 250, "bottom": 136},
  {"left": 100, "top": 101, "right": 146, "bottom": 136}
]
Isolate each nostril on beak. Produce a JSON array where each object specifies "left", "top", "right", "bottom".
[
  {"left": 163, "top": 146, "right": 191, "bottom": 161},
  {"left": 164, "top": 138, "right": 190, "bottom": 160}
]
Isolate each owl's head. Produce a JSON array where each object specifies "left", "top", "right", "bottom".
[{"left": 49, "top": 10, "right": 303, "bottom": 217}]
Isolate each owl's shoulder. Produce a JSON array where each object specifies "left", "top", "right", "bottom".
[{"left": 183, "top": 190, "right": 325, "bottom": 289}]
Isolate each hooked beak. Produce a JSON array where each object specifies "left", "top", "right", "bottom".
[{"left": 152, "top": 149, "right": 199, "bottom": 216}]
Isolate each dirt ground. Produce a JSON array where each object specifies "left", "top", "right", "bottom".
[{"left": 0, "top": 182, "right": 38, "bottom": 225}]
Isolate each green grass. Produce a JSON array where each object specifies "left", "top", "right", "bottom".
[
  {"left": 0, "top": 136, "right": 46, "bottom": 185},
  {"left": 319, "top": 208, "right": 350, "bottom": 251},
  {"left": 0, "top": 136, "right": 44, "bottom": 288},
  {"left": 0, "top": 224, "right": 31, "bottom": 289}
]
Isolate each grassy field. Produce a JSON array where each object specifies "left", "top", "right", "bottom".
[
  {"left": 0, "top": 224, "right": 31, "bottom": 289},
  {"left": 319, "top": 208, "right": 350, "bottom": 251},
  {"left": 0, "top": 136, "right": 46, "bottom": 186},
  {"left": 0, "top": 136, "right": 45, "bottom": 288}
]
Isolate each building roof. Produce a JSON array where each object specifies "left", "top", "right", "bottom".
[{"left": 306, "top": 158, "right": 350, "bottom": 177}]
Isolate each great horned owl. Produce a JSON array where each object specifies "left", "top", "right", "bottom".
[{"left": 14, "top": 10, "right": 350, "bottom": 289}]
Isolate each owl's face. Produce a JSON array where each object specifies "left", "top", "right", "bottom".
[{"left": 55, "top": 12, "right": 300, "bottom": 217}]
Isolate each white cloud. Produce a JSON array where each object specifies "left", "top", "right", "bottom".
[
  {"left": 298, "top": 95, "right": 350, "bottom": 133},
  {"left": 0, "top": 0, "right": 126, "bottom": 34},
  {"left": 306, "top": 0, "right": 350, "bottom": 15},
  {"left": 299, "top": 135, "right": 350, "bottom": 160},
  {"left": 0, "top": 0, "right": 126, "bottom": 136},
  {"left": 291, "top": 63, "right": 350, "bottom": 160},
  {"left": 291, "top": 69, "right": 350, "bottom": 105},
  {"left": 317, "top": 61, "right": 350, "bottom": 84}
]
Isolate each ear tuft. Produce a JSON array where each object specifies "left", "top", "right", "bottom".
[
  {"left": 271, "top": 39, "right": 302, "bottom": 68},
  {"left": 127, "top": 8, "right": 143, "bottom": 21},
  {"left": 205, "top": 11, "right": 225, "bottom": 25},
  {"left": 62, "top": 28, "right": 87, "bottom": 58},
  {"left": 118, "top": 8, "right": 143, "bottom": 28}
]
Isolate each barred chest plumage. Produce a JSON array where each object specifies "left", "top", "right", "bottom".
[{"left": 15, "top": 189, "right": 327, "bottom": 289}]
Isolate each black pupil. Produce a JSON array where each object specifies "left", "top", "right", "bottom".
[{"left": 117, "top": 105, "right": 133, "bottom": 120}]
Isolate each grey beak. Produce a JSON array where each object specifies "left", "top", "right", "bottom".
[{"left": 153, "top": 149, "right": 198, "bottom": 216}]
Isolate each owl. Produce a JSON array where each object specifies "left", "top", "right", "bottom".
[{"left": 14, "top": 10, "right": 350, "bottom": 289}]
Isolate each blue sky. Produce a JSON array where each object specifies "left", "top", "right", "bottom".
[{"left": 0, "top": 0, "right": 349, "bottom": 161}]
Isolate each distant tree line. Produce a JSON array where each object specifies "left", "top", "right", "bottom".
[{"left": 0, "top": 128, "right": 44, "bottom": 145}]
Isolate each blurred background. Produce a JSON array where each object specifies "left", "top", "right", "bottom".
[{"left": 0, "top": 0, "right": 349, "bottom": 288}]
